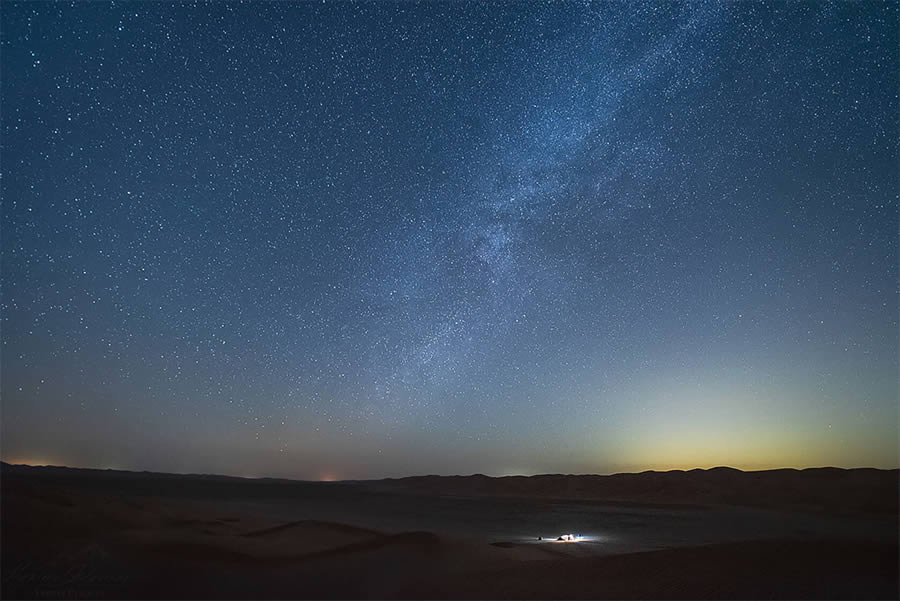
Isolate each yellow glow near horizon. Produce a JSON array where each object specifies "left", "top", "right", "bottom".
[{"left": 612, "top": 414, "right": 897, "bottom": 472}]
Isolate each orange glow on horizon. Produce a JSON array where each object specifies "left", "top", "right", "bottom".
[{"left": 2, "top": 457, "right": 62, "bottom": 467}]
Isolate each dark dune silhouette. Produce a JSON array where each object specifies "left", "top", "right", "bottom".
[
  {"left": 2, "top": 462, "right": 897, "bottom": 599},
  {"left": 376, "top": 466, "right": 900, "bottom": 515}
]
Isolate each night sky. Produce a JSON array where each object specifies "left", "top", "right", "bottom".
[{"left": 2, "top": 2, "right": 897, "bottom": 480}]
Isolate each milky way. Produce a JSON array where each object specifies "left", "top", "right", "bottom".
[{"left": 2, "top": 2, "right": 897, "bottom": 478}]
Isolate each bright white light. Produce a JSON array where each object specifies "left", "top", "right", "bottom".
[{"left": 533, "top": 533, "right": 597, "bottom": 543}]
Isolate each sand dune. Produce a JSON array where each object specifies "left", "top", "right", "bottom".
[
  {"left": 2, "top": 462, "right": 897, "bottom": 599},
  {"left": 435, "top": 538, "right": 899, "bottom": 600},
  {"left": 377, "top": 466, "right": 900, "bottom": 515}
]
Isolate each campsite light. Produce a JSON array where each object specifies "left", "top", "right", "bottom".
[{"left": 537, "top": 533, "right": 595, "bottom": 543}]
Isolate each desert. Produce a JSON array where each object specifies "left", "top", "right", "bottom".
[{"left": 2, "top": 462, "right": 897, "bottom": 599}]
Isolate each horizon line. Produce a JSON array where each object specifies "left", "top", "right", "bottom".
[{"left": 3, "top": 459, "right": 897, "bottom": 484}]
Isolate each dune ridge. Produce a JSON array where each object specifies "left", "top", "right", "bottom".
[
  {"left": 4, "top": 461, "right": 896, "bottom": 515},
  {"left": 377, "top": 466, "right": 900, "bottom": 515}
]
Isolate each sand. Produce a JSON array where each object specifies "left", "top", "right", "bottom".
[{"left": 2, "top": 462, "right": 897, "bottom": 599}]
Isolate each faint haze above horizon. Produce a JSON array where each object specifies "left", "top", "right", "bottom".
[
  {"left": 2, "top": 459, "right": 897, "bottom": 484},
  {"left": 2, "top": 1, "right": 897, "bottom": 481}
]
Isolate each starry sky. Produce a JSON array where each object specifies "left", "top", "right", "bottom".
[{"left": 2, "top": 1, "right": 897, "bottom": 480}]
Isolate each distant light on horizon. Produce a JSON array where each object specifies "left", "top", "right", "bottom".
[{"left": 2, "top": 457, "right": 61, "bottom": 468}]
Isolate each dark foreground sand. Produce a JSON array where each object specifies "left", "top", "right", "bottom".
[{"left": 2, "top": 463, "right": 897, "bottom": 599}]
